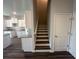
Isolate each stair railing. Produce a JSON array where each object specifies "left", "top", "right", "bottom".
[
  {"left": 34, "top": 16, "right": 39, "bottom": 49},
  {"left": 34, "top": 16, "right": 39, "bottom": 35}
]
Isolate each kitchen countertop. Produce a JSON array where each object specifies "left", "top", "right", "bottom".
[
  {"left": 17, "top": 28, "right": 32, "bottom": 38},
  {"left": 3, "top": 33, "right": 10, "bottom": 36}
]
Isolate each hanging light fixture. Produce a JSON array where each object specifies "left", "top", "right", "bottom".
[
  {"left": 13, "top": 11, "right": 16, "bottom": 15},
  {"left": 12, "top": 0, "right": 16, "bottom": 15},
  {"left": 11, "top": 0, "right": 18, "bottom": 24}
]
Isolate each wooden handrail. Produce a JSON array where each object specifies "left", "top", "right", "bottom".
[{"left": 34, "top": 16, "right": 39, "bottom": 35}]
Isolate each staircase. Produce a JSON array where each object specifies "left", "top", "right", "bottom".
[{"left": 35, "top": 25, "right": 50, "bottom": 52}]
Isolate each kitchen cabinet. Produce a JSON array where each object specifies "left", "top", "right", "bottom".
[{"left": 3, "top": 34, "right": 12, "bottom": 49}]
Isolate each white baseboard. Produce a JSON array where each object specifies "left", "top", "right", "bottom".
[
  {"left": 32, "top": 49, "right": 54, "bottom": 52},
  {"left": 68, "top": 50, "right": 76, "bottom": 58}
]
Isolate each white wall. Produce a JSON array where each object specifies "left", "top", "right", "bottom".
[
  {"left": 3, "top": 19, "right": 7, "bottom": 30},
  {"left": 49, "top": 0, "right": 73, "bottom": 52},
  {"left": 21, "top": 0, "right": 35, "bottom": 52},
  {"left": 69, "top": 0, "right": 76, "bottom": 57}
]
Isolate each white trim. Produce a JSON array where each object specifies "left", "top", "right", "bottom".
[
  {"left": 50, "top": 49, "right": 54, "bottom": 53},
  {"left": 36, "top": 44, "right": 49, "bottom": 46},
  {"left": 35, "top": 50, "right": 50, "bottom": 52},
  {"left": 36, "top": 39, "right": 48, "bottom": 41},
  {"left": 35, "top": 49, "right": 54, "bottom": 52},
  {"left": 31, "top": 8, "right": 35, "bottom": 51},
  {"left": 37, "top": 33, "right": 48, "bottom": 34},
  {"left": 22, "top": 49, "right": 54, "bottom": 53},
  {"left": 37, "top": 36, "right": 48, "bottom": 37}
]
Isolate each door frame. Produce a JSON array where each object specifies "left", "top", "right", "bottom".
[{"left": 53, "top": 13, "right": 72, "bottom": 52}]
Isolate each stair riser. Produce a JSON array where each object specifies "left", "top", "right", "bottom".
[
  {"left": 37, "top": 29, "right": 48, "bottom": 30},
  {"left": 35, "top": 46, "right": 50, "bottom": 50},
  {"left": 37, "top": 30, "right": 48, "bottom": 31},
  {"left": 38, "top": 27, "right": 48, "bottom": 28},
  {"left": 37, "top": 36, "right": 48, "bottom": 37},
  {"left": 37, "top": 34, "right": 48, "bottom": 36},
  {"left": 37, "top": 28, "right": 48, "bottom": 30},
  {"left": 35, "top": 48, "right": 50, "bottom": 49},
  {"left": 37, "top": 37, "right": 48, "bottom": 39},
  {"left": 36, "top": 41, "right": 49, "bottom": 44},
  {"left": 37, "top": 31, "right": 48, "bottom": 32},
  {"left": 37, "top": 31, "right": 48, "bottom": 34},
  {"left": 37, "top": 32, "right": 48, "bottom": 33}
]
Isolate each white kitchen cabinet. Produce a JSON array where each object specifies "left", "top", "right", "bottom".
[
  {"left": 21, "top": 38, "right": 33, "bottom": 52},
  {"left": 3, "top": 34, "right": 12, "bottom": 49},
  {"left": 6, "top": 20, "right": 13, "bottom": 27},
  {"left": 18, "top": 20, "right": 26, "bottom": 27},
  {"left": 11, "top": 17, "right": 18, "bottom": 23}
]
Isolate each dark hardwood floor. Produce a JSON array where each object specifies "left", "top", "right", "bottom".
[{"left": 3, "top": 38, "right": 75, "bottom": 59}]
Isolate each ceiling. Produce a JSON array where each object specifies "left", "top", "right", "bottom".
[{"left": 3, "top": 0, "right": 33, "bottom": 16}]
